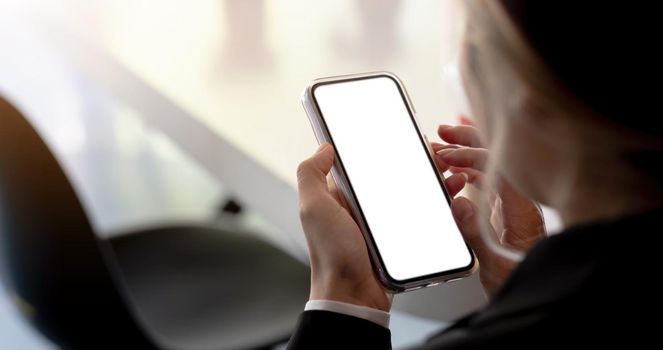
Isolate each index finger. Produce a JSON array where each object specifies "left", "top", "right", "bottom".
[{"left": 438, "top": 124, "right": 486, "bottom": 148}]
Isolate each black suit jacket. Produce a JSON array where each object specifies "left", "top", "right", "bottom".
[{"left": 287, "top": 209, "right": 659, "bottom": 349}]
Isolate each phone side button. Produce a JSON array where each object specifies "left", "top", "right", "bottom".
[{"left": 446, "top": 277, "right": 464, "bottom": 283}]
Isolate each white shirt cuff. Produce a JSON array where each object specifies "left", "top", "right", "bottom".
[{"left": 305, "top": 299, "right": 390, "bottom": 329}]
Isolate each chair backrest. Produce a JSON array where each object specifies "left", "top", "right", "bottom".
[{"left": 0, "top": 97, "right": 156, "bottom": 349}]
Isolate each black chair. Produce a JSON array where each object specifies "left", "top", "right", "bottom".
[{"left": 0, "top": 96, "right": 309, "bottom": 349}]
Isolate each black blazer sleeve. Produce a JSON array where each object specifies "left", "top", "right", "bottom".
[
  {"left": 285, "top": 211, "right": 659, "bottom": 349},
  {"left": 286, "top": 310, "right": 392, "bottom": 350}
]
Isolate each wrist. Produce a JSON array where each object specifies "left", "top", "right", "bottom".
[{"left": 309, "top": 271, "right": 392, "bottom": 312}]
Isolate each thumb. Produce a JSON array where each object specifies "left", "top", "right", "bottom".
[
  {"left": 297, "top": 143, "right": 335, "bottom": 199},
  {"left": 451, "top": 196, "right": 497, "bottom": 264}
]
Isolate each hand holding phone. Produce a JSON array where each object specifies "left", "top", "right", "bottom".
[
  {"left": 297, "top": 143, "right": 470, "bottom": 310},
  {"left": 297, "top": 144, "right": 393, "bottom": 311},
  {"left": 300, "top": 72, "right": 476, "bottom": 294}
]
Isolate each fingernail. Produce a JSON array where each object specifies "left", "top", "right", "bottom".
[
  {"left": 438, "top": 125, "right": 451, "bottom": 131},
  {"left": 436, "top": 148, "right": 455, "bottom": 158},
  {"left": 316, "top": 143, "right": 330, "bottom": 154},
  {"left": 460, "top": 172, "right": 469, "bottom": 182}
]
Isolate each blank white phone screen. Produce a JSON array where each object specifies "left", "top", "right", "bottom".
[{"left": 313, "top": 76, "right": 472, "bottom": 282}]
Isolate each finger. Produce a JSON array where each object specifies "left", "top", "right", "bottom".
[
  {"left": 434, "top": 154, "right": 450, "bottom": 174},
  {"left": 448, "top": 167, "right": 487, "bottom": 189},
  {"left": 297, "top": 143, "right": 335, "bottom": 201},
  {"left": 459, "top": 115, "right": 476, "bottom": 126},
  {"left": 444, "top": 173, "right": 467, "bottom": 197},
  {"left": 431, "top": 142, "right": 461, "bottom": 152},
  {"left": 327, "top": 173, "right": 342, "bottom": 202},
  {"left": 495, "top": 177, "right": 546, "bottom": 249},
  {"left": 433, "top": 149, "right": 452, "bottom": 173},
  {"left": 327, "top": 174, "right": 350, "bottom": 209},
  {"left": 431, "top": 142, "right": 460, "bottom": 152},
  {"left": 497, "top": 177, "right": 541, "bottom": 217},
  {"left": 449, "top": 167, "right": 499, "bottom": 208},
  {"left": 433, "top": 144, "right": 462, "bottom": 173},
  {"left": 438, "top": 124, "right": 485, "bottom": 147},
  {"left": 436, "top": 147, "right": 489, "bottom": 170},
  {"left": 431, "top": 142, "right": 445, "bottom": 152},
  {"left": 451, "top": 197, "right": 499, "bottom": 265},
  {"left": 497, "top": 177, "right": 544, "bottom": 230}
]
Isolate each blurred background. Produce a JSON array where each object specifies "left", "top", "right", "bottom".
[{"left": 0, "top": 0, "right": 560, "bottom": 349}]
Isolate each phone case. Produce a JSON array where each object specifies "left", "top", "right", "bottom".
[{"left": 301, "top": 71, "right": 477, "bottom": 293}]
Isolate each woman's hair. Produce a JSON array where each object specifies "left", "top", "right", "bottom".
[
  {"left": 462, "top": 0, "right": 663, "bottom": 183},
  {"left": 497, "top": 1, "right": 659, "bottom": 136},
  {"left": 460, "top": 0, "right": 662, "bottom": 261}
]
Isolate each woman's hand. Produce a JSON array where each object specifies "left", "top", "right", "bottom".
[
  {"left": 297, "top": 143, "right": 469, "bottom": 311},
  {"left": 433, "top": 118, "right": 547, "bottom": 297}
]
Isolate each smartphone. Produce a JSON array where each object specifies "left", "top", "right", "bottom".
[{"left": 301, "top": 72, "right": 476, "bottom": 292}]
